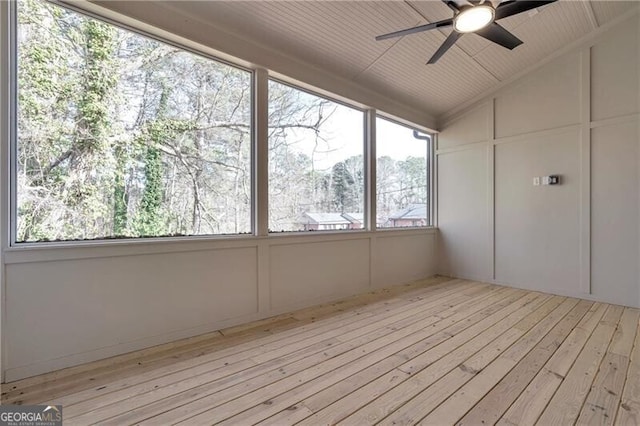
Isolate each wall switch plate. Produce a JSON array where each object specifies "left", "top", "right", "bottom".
[
  {"left": 533, "top": 177, "right": 540, "bottom": 186},
  {"left": 542, "top": 175, "right": 560, "bottom": 185}
]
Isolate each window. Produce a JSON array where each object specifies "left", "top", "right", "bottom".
[
  {"left": 268, "top": 80, "right": 365, "bottom": 232},
  {"left": 376, "top": 117, "right": 430, "bottom": 228},
  {"left": 14, "top": 0, "right": 252, "bottom": 243},
  {"left": 11, "top": 0, "right": 431, "bottom": 245}
]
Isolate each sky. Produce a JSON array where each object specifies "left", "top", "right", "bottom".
[{"left": 281, "top": 103, "right": 429, "bottom": 171}]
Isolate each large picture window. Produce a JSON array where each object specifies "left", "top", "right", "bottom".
[
  {"left": 268, "top": 80, "right": 365, "bottom": 232},
  {"left": 376, "top": 117, "right": 430, "bottom": 228},
  {"left": 11, "top": 0, "right": 432, "bottom": 245},
  {"left": 14, "top": 0, "right": 252, "bottom": 243}
]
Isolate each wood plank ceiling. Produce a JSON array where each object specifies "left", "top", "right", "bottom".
[{"left": 159, "top": 1, "right": 637, "bottom": 118}]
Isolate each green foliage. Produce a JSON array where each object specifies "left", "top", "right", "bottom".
[
  {"left": 135, "top": 146, "right": 164, "bottom": 236},
  {"left": 132, "top": 86, "right": 198, "bottom": 237},
  {"left": 77, "top": 19, "right": 117, "bottom": 151},
  {"left": 112, "top": 145, "right": 129, "bottom": 235}
]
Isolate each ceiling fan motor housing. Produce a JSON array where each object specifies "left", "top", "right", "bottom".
[{"left": 454, "top": 5, "right": 495, "bottom": 33}]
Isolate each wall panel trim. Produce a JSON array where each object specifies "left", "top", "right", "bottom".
[
  {"left": 579, "top": 48, "right": 591, "bottom": 295},
  {"left": 590, "top": 113, "right": 640, "bottom": 129},
  {"left": 436, "top": 123, "right": 582, "bottom": 156},
  {"left": 488, "top": 98, "right": 496, "bottom": 280}
]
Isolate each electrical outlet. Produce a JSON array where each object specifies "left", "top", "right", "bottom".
[{"left": 533, "top": 177, "right": 540, "bottom": 186}]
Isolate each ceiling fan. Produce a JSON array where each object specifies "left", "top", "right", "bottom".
[{"left": 375, "top": 0, "right": 558, "bottom": 64}]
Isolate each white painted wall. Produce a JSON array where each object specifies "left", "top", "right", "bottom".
[
  {"left": 2, "top": 230, "right": 436, "bottom": 381},
  {"left": 437, "top": 147, "right": 490, "bottom": 281},
  {"left": 437, "top": 12, "right": 640, "bottom": 308},
  {"left": 494, "top": 128, "right": 581, "bottom": 294}
]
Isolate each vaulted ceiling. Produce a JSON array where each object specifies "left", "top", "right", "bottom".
[{"left": 109, "top": 1, "right": 639, "bottom": 119}]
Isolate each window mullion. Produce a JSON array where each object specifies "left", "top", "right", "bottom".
[
  {"left": 2, "top": 0, "right": 12, "bottom": 248},
  {"left": 366, "top": 109, "right": 376, "bottom": 232},
  {"left": 254, "top": 68, "right": 269, "bottom": 237}
]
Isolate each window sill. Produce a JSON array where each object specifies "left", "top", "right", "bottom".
[{"left": 3, "top": 227, "right": 437, "bottom": 264}]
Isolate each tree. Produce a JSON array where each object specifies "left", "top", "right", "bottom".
[
  {"left": 376, "top": 155, "right": 398, "bottom": 220},
  {"left": 17, "top": 0, "right": 118, "bottom": 241},
  {"left": 16, "top": 0, "right": 256, "bottom": 241},
  {"left": 267, "top": 81, "right": 342, "bottom": 231},
  {"left": 134, "top": 86, "right": 171, "bottom": 237},
  {"left": 397, "top": 156, "right": 427, "bottom": 207},
  {"left": 17, "top": 0, "right": 421, "bottom": 240},
  {"left": 331, "top": 161, "right": 355, "bottom": 213}
]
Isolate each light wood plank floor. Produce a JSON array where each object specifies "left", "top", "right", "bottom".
[{"left": 2, "top": 277, "right": 639, "bottom": 425}]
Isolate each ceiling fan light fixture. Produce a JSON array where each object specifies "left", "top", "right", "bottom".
[{"left": 454, "top": 6, "right": 495, "bottom": 33}]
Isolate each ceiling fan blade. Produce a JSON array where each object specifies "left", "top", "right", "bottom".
[
  {"left": 376, "top": 18, "right": 454, "bottom": 41},
  {"left": 475, "top": 22, "right": 523, "bottom": 49},
  {"left": 427, "top": 31, "right": 463, "bottom": 64},
  {"left": 494, "top": 0, "right": 558, "bottom": 20},
  {"left": 441, "top": 0, "right": 460, "bottom": 12}
]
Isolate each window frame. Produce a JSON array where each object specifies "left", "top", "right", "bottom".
[
  {"left": 374, "top": 114, "right": 434, "bottom": 230},
  {"left": 3, "top": 0, "right": 435, "bottom": 251},
  {"left": 9, "top": 0, "right": 256, "bottom": 246},
  {"left": 266, "top": 77, "right": 368, "bottom": 235}
]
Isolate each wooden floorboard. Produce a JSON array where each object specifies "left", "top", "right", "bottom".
[{"left": 2, "top": 277, "right": 638, "bottom": 426}]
